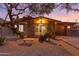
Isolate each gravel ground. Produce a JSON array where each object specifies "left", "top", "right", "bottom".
[{"left": 0, "top": 38, "right": 72, "bottom": 56}]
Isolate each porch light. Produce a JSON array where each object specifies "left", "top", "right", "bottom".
[
  {"left": 14, "top": 25, "right": 17, "bottom": 28},
  {"left": 34, "top": 18, "right": 48, "bottom": 24}
]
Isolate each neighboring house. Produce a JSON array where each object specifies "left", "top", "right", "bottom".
[
  {"left": 67, "top": 23, "right": 79, "bottom": 36},
  {"left": 0, "top": 18, "right": 5, "bottom": 23},
  {"left": 0, "top": 18, "right": 17, "bottom": 38}
]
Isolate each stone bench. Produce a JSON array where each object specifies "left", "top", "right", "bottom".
[{"left": 22, "top": 38, "right": 34, "bottom": 45}]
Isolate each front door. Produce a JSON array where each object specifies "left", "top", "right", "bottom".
[{"left": 35, "top": 24, "right": 47, "bottom": 35}]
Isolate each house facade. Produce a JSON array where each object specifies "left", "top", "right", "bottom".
[
  {"left": 15, "top": 16, "right": 61, "bottom": 37},
  {"left": 0, "top": 16, "right": 76, "bottom": 38},
  {"left": 15, "top": 16, "right": 75, "bottom": 37}
]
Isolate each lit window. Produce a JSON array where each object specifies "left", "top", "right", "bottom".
[{"left": 19, "top": 25, "right": 24, "bottom": 32}]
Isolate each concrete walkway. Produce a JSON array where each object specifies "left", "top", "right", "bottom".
[
  {"left": 57, "top": 36, "right": 79, "bottom": 55},
  {"left": 0, "top": 38, "right": 72, "bottom": 56}
]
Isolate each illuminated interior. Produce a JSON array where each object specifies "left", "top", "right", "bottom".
[
  {"left": 67, "top": 26, "right": 71, "bottom": 29},
  {"left": 34, "top": 17, "right": 48, "bottom": 35},
  {"left": 19, "top": 25, "right": 24, "bottom": 32},
  {"left": 34, "top": 18, "right": 48, "bottom": 24}
]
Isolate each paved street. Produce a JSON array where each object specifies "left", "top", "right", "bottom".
[{"left": 0, "top": 38, "right": 72, "bottom": 56}]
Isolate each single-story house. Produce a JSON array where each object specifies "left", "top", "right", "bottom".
[
  {"left": 14, "top": 16, "right": 61, "bottom": 37},
  {"left": 0, "top": 16, "right": 76, "bottom": 38},
  {"left": 14, "top": 16, "right": 76, "bottom": 37}
]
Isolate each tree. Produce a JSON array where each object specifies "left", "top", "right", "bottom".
[
  {"left": 0, "top": 3, "right": 56, "bottom": 39},
  {"left": 0, "top": 3, "right": 29, "bottom": 38},
  {"left": 28, "top": 3, "right": 55, "bottom": 16},
  {"left": 59, "top": 3, "right": 79, "bottom": 12}
]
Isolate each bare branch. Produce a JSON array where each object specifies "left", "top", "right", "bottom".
[
  {"left": 4, "top": 13, "right": 8, "bottom": 21},
  {"left": 14, "top": 3, "right": 19, "bottom": 8},
  {"left": 15, "top": 6, "right": 28, "bottom": 11},
  {"left": 4, "top": 3, "right": 9, "bottom": 10}
]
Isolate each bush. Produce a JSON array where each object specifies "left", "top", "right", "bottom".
[{"left": 0, "top": 37, "right": 5, "bottom": 46}]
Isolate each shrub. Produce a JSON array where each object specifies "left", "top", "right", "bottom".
[
  {"left": 0, "top": 37, "right": 5, "bottom": 46},
  {"left": 39, "top": 35, "right": 44, "bottom": 43}
]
